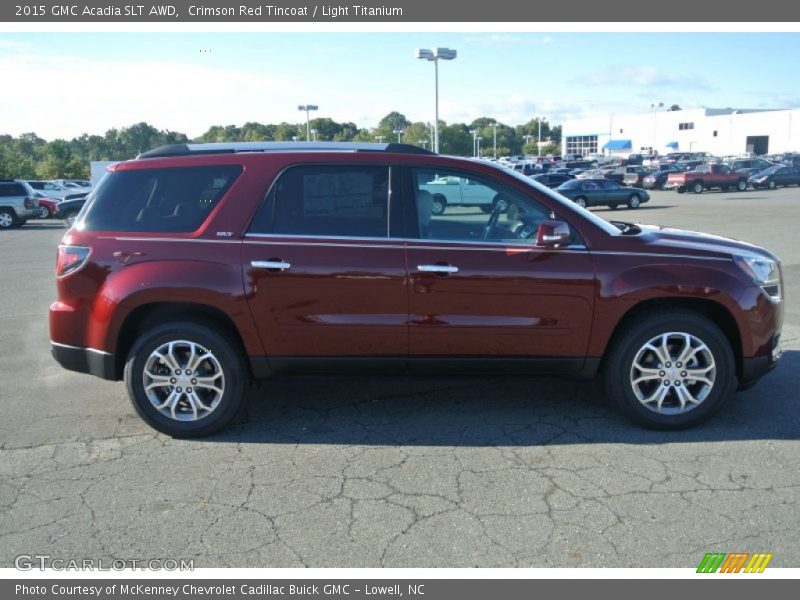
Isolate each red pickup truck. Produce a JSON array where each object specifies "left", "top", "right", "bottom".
[
  {"left": 664, "top": 164, "right": 747, "bottom": 194},
  {"left": 665, "top": 164, "right": 748, "bottom": 194}
]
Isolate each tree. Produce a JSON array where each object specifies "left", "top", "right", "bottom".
[{"left": 378, "top": 112, "right": 411, "bottom": 133}]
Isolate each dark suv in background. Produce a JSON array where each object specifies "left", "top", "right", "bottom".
[{"left": 50, "top": 142, "right": 783, "bottom": 437}]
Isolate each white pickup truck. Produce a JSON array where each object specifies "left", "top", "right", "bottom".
[{"left": 419, "top": 176, "right": 506, "bottom": 215}]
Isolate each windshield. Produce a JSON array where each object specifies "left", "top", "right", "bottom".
[{"left": 484, "top": 161, "right": 620, "bottom": 236}]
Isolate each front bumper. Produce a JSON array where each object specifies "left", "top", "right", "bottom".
[{"left": 50, "top": 341, "right": 117, "bottom": 380}]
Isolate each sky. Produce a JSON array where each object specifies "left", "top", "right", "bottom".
[{"left": 1, "top": 32, "right": 799, "bottom": 140}]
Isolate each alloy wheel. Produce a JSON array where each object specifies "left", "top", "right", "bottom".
[
  {"left": 142, "top": 340, "right": 225, "bottom": 422},
  {"left": 629, "top": 332, "right": 716, "bottom": 415}
]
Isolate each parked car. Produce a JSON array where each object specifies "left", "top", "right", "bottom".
[
  {"left": 555, "top": 178, "right": 650, "bottom": 209},
  {"left": 53, "top": 179, "right": 91, "bottom": 190},
  {"left": 642, "top": 166, "right": 683, "bottom": 190},
  {"left": 530, "top": 173, "right": 574, "bottom": 189},
  {"left": 622, "top": 166, "right": 651, "bottom": 187},
  {"left": 728, "top": 158, "right": 776, "bottom": 179},
  {"left": 0, "top": 179, "right": 40, "bottom": 229},
  {"left": 23, "top": 180, "right": 88, "bottom": 201},
  {"left": 675, "top": 160, "right": 703, "bottom": 172},
  {"left": 54, "top": 196, "right": 88, "bottom": 227},
  {"left": 49, "top": 141, "right": 783, "bottom": 436},
  {"left": 33, "top": 193, "right": 60, "bottom": 218},
  {"left": 749, "top": 165, "right": 800, "bottom": 189},
  {"left": 665, "top": 164, "right": 748, "bottom": 193}
]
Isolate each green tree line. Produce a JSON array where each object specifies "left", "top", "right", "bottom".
[{"left": 0, "top": 114, "right": 561, "bottom": 180}]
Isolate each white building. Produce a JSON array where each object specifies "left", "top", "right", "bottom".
[{"left": 562, "top": 107, "right": 800, "bottom": 158}]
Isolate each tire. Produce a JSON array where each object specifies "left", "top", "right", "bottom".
[
  {"left": 676, "top": 186, "right": 685, "bottom": 194},
  {"left": 124, "top": 321, "right": 250, "bottom": 437},
  {"left": 627, "top": 194, "right": 641, "bottom": 209},
  {"left": 574, "top": 196, "right": 587, "bottom": 209},
  {"left": 62, "top": 210, "right": 79, "bottom": 228},
  {"left": 609, "top": 203, "right": 619, "bottom": 210},
  {"left": 431, "top": 195, "right": 446, "bottom": 216},
  {"left": 0, "top": 208, "right": 17, "bottom": 229},
  {"left": 692, "top": 181, "right": 704, "bottom": 194},
  {"left": 604, "top": 310, "right": 736, "bottom": 429},
  {"left": 39, "top": 206, "right": 50, "bottom": 219},
  {"left": 768, "top": 180, "right": 776, "bottom": 190},
  {"left": 736, "top": 179, "right": 747, "bottom": 192}
]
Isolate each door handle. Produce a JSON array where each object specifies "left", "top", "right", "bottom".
[
  {"left": 251, "top": 260, "right": 292, "bottom": 271},
  {"left": 418, "top": 264, "right": 459, "bottom": 274}
]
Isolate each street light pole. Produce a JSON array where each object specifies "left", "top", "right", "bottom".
[
  {"left": 297, "top": 104, "right": 318, "bottom": 142},
  {"left": 536, "top": 118, "right": 544, "bottom": 156},
  {"left": 415, "top": 47, "right": 457, "bottom": 154},
  {"left": 477, "top": 137, "right": 482, "bottom": 158},
  {"left": 470, "top": 129, "right": 477, "bottom": 157},
  {"left": 393, "top": 128, "right": 404, "bottom": 143},
  {"left": 376, "top": 135, "right": 386, "bottom": 143},
  {"left": 492, "top": 121, "right": 498, "bottom": 159}
]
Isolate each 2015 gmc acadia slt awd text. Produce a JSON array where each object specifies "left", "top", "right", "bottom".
[{"left": 49, "top": 142, "right": 783, "bottom": 437}]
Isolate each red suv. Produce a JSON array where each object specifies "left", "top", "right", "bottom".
[{"left": 50, "top": 142, "right": 784, "bottom": 437}]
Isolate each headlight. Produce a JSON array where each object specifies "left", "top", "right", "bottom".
[{"left": 734, "top": 254, "right": 781, "bottom": 300}]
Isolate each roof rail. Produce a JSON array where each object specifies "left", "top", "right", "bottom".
[{"left": 137, "top": 141, "right": 435, "bottom": 159}]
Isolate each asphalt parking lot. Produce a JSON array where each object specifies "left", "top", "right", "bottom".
[{"left": 1, "top": 186, "right": 799, "bottom": 568}]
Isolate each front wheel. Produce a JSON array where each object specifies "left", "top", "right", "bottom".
[
  {"left": 604, "top": 311, "right": 736, "bottom": 429},
  {"left": 676, "top": 186, "right": 685, "bottom": 194},
  {"left": 62, "top": 210, "right": 79, "bottom": 228},
  {"left": 124, "top": 321, "right": 250, "bottom": 437},
  {"left": 627, "top": 194, "right": 641, "bottom": 209},
  {"left": 768, "top": 180, "right": 776, "bottom": 190},
  {"left": 431, "top": 195, "right": 446, "bottom": 216},
  {"left": 574, "top": 196, "right": 587, "bottom": 209},
  {"left": 39, "top": 206, "right": 50, "bottom": 219},
  {"left": 692, "top": 181, "right": 704, "bottom": 194},
  {"left": 736, "top": 179, "right": 747, "bottom": 192}
]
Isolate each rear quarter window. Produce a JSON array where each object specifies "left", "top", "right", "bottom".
[
  {"left": 80, "top": 165, "right": 242, "bottom": 232},
  {"left": 0, "top": 183, "right": 26, "bottom": 197}
]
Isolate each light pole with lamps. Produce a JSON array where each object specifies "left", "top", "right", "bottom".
[
  {"left": 418, "top": 139, "right": 429, "bottom": 150},
  {"left": 297, "top": 104, "right": 318, "bottom": 142},
  {"left": 650, "top": 102, "right": 664, "bottom": 155},
  {"left": 393, "top": 128, "right": 404, "bottom": 143},
  {"left": 476, "top": 136, "right": 483, "bottom": 158},
  {"left": 376, "top": 135, "right": 386, "bottom": 143},
  {"left": 415, "top": 47, "right": 457, "bottom": 154},
  {"left": 470, "top": 129, "right": 477, "bottom": 157},
  {"left": 310, "top": 128, "right": 317, "bottom": 142},
  {"left": 491, "top": 121, "right": 498, "bottom": 159}
]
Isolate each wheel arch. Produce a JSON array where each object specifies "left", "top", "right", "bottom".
[
  {"left": 599, "top": 297, "right": 743, "bottom": 380},
  {"left": 113, "top": 302, "right": 250, "bottom": 380}
]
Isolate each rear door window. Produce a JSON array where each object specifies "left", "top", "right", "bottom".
[
  {"left": 81, "top": 166, "right": 242, "bottom": 232},
  {"left": 0, "top": 183, "right": 26, "bottom": 197},
  {"left": 249, "top": 165, "right": 390, "bottom": 238}
]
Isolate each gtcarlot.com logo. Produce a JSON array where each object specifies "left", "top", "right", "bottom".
[
  {"left": 14, "top": 554, "right": 194, "bottom": 571},
  {"left": 697, "top": 552, "right": 773, "bottom": 573}
]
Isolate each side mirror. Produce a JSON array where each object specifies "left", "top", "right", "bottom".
[{"left": 537, "top": 219, "right": 571, "bottom": 247}]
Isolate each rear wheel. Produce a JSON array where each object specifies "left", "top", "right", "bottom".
[
  {"left": 124, "top": 321, "right": 250, "bottom": 437},
  {"left": 39, "top": 206, "right": 50, "bottom": 219},
  {"left": 768, "top": 180, "right": 777, "bottom": 190},
  {"left": 574, "top": 196, "right": 587, "bottom": 209},
  {"left": 736, "top": 179, "right": 747, "bottom": 192},
  {"left": 0, "top": 209, "right": 17, "bottom": 229},
  {"left": 676, "top": 186, "right": 685, "bottom": 194},
  {"left": 604, "top": 310, "right": 736, "bottom": 429},
  {"left": 627, "top": 193, "right": 641, "bottom": 209},
  {"left": 609, "top": 203, "right": 619, "bottom": 210},
  {"left": 431, "top": 194, "right": 446, "bottom": 216},
  {"left": 692, "top": 181, "right": 704, "bottom": 194}
]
